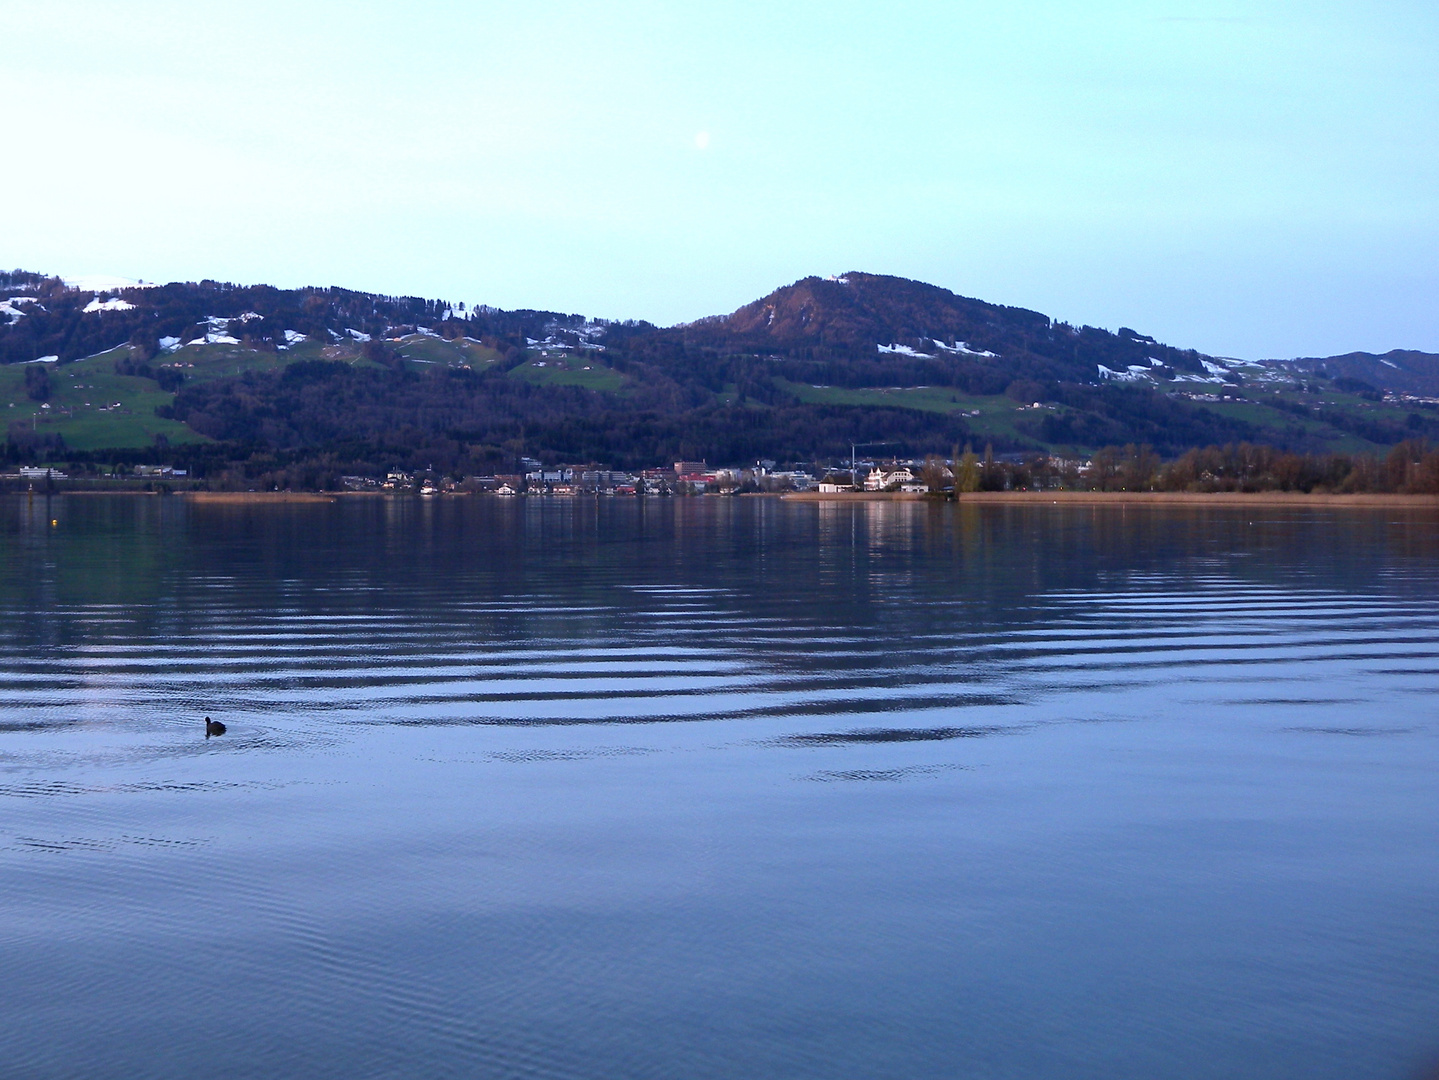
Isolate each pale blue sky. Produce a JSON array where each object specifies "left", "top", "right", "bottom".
[{"left": 3, "top": 1, "right": 1435, "bottom": 357}]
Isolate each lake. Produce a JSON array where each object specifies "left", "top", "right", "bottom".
[{"left": 2, "top": 494, "right": 1437, "bottom": 1079}]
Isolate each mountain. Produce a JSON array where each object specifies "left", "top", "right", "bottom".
[
  {"left": 632, "top": 271, "right": 1213, "bottom": 389},
  {"left": 2, "top": 268, "right": 1437, "bottom": 477},
  {"left": 1279, "top": 350, "right": 1439, "bottom": 398},
  {"left": 691, "top": 272, "right": 1054, "bottom": 356}
]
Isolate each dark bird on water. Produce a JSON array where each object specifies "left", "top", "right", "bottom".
[{"left": 204, "top": 716, "right": 226, "bottom": 738}]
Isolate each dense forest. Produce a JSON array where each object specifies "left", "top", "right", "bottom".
[{"left": 151, "top": 359, "right": 1265, "bottom": 472}]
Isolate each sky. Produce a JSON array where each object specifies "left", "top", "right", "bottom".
[{"left": 2, "top": 0, "right": 1435, "bottom": 358}]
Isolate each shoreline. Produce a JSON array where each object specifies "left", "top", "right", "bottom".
[
  {"left": 8, "top": 489, "right": 1438, "bottom": 508},
  {"left": 784, "top": 490, "right": 1439, "bottom": 507}
]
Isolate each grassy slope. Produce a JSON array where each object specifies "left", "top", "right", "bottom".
[
  {"left": 508, "top": 352, "right": 627, "bottom": 393},
  {"left": 393, "top": 335, "right": 504, "bottom": 368},
  {"left": 777, "top": 377, "right": 1407, "bottom": 454},
  {"left": 1, "top": 334, "right": 484, "bottom": 452},
  {"left": 1, "top": 348, "right": 206, "bottom": 451},
  {"left": 0, "top": 338, "right": 372, "bottom": 451},
  {"left": 1204, "top": 381, "right": 1423, "bottom": 455},
  {"left": 774, "top": 378, "right": 1047, "bottom": 445},
  {"left": 1195, "top": 397, "right": 1378, "bottom": 455}
]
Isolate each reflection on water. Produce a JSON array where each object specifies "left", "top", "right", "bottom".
[{"left": 2, "top": 494, "right": 1438, "bottom": 1079}]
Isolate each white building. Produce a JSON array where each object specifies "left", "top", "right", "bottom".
[{"left": 863, "top": 467, "right": 915, "bottom": 491}]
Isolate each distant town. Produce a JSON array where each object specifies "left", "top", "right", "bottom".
[
  {"left": 342, "top": 457, "right": 949, "bottom": 497},
  {"left": 1, "top": 455, "right": 957, "bottom": 495}
]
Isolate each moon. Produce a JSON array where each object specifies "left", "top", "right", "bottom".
[{"left": 694, "top": 131, "right": 710, "bottom": 150}]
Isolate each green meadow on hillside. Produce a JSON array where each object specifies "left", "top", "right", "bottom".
[
  {"left": 1, "top": 350, "right": 205, "bottom": 451},
  {"left": 392, "top": 335, "right": 504, "bottom": 367},
  {"left": 507, "top": 354, "right": 628, "bottom": 392},
  {"left": 773, "top": 379, "right": 1071, "bottom": 446},
  {"left": 2, "top": 334, "right": 516, "bottom": 452}
]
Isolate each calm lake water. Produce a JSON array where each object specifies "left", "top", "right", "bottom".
[{"left": 2, "top": 494, "right": 1437, "bottom": 1080}]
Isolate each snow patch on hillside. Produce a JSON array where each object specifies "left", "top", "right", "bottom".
[
  {"left": 878, "top": 343, "right": 933, "bottom": 358},
  {"left": 183, "top": 321, "right": 242, "bottom": 345},
  {"left": 1098, "top": 364, "right": 1160, "bottom": 382},
  {"left": 83, "top": 297, "right": 136, "bottom": 313},
  {"left": 523, "top": 320, "right": 608, "bottom": 353},
  {"left": 172, "top": 315, "right": 250, "bottom": 345},
  {"left": 0, "top": 298, "right": 39, "bottom": 324},
  {"left": 932, "top": 339, "right": 999, "bottom": 358}
]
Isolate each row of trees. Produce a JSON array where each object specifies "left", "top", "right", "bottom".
[{"left": 961, "top": 441, "right": 1439, "bottom": 495}]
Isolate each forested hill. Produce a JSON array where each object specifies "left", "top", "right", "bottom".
[
  {"left": 1282, "top": 349, "right": 1439, "bottom": 399},
  {"left": 3, "top": 267, "right": 1437, "bottom": 473},
  {"left": 639, "top": 272, "right": 1215, "bottom": 388},
  {"left": 0, "top": 269, "right": 622, "bottom": 365}
]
